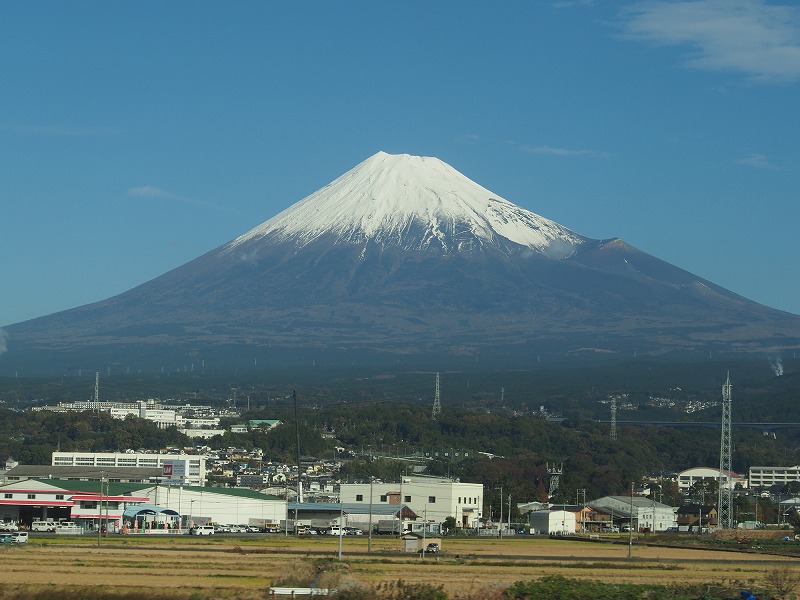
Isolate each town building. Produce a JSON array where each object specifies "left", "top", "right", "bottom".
[
  {"left": 2, "top": 464, "right": 161, "bottom": 485},
  {"left": 589, "top": 496, "right": 677, "bottom": 532},
  {"left": 677, "top": 467, "right": 745, "bottom": 492},
  {"left": 748, "top": 466, "right": 800, "bottom": 490},
  {"left": 528, "top": 510, "right": 576, "bottom": 535},
  {"left": 339, "top": 476, "right": 483, "bottom": 529},
  {"left": 52, "top": 451, "right": 207, "bottom": 486},
  {"left": 0, "top": 478, "right": 151, "bottom": 530},
  {"left": 0, "top": 477, "right": 286, "bottom": 532},
  {"left": 676, "top": 504, "right": 717, "bottom": 531}
]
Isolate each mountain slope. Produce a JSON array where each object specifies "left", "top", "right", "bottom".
[{"left": 3, "top": 152, "right": 800, "bottom": 373}]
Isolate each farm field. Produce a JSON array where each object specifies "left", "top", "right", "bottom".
[{"left": 0, "top": 535, "right": 795, "bottom": 598}]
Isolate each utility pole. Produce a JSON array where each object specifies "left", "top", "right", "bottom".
[
  {"left": 508, "top": 494, "right": 512, "bottom": 533},
  {"left": 496, "top": 486, "right": 503, "bottom": 539},
  {"left": 610, "top": 396, "right": 617, "bottom": 440},
  {"left": 293, "top": 389, "right": 301, "bottom": 531},
  {"left": 368, "top": 479, "right": 373, "bottom": 553},
  {"left": 628, "top": 482, "right": 634, "bottom": 559}
]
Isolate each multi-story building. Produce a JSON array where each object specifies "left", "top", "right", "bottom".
[
  {"left": 52, "top": 452, "right": 206, "bottom": 486},
  {"left": 339, "top": 476, "right": 483, "bottom": 529},
  {"left": 748, "top": 466, "right": 800, "bottom": 490},
  {"left": 677, "top": 467, "right": 744, "bottom": 492}
]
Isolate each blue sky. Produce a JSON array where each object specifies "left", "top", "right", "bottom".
[{"left": 1, "top": 0, "right": 799, "bottom": 328}]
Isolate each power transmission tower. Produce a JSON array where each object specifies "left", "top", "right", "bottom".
[
  {"left": 610, "top": 396, "right": 617, "bottom": 440},
  {"left": 547, "top": 463, "right": 563, "bottom": 500},
  {"left": 93, "top": 372, "right": 100, "bottom": 413},
  {"left": 431, "top": 372, "right": 441, "bottom": 419},
  {"left": 718, "top": 372, "right": 733, "bottom": 529}
]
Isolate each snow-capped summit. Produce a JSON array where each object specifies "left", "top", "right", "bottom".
[
  {"left": 225, "top": 151, "right": 587, "bottom": 256},
  {"left": 6, "top": 150, "right": 800, "bottom": 374}
]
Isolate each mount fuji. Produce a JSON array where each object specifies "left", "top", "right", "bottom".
[{"left": 4, "top": 151, "right": 800, "bottom": 373}]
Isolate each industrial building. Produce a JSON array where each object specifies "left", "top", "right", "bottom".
[
  {"left": 339, "top": 476, "right": 483, "bottom": 529},
  {"left": 52, "top": 451, "right": 207, "bottom": 486},
  {"left": 589, "top": 496, "right": 677, "bottom": 532}
]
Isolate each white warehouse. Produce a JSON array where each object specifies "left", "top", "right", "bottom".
[
  {"left": 339, "top": 476, "right": 483, "bottom": 529},
  {"left": 528, "top": 510, "right": 576, "bottom": 535}
]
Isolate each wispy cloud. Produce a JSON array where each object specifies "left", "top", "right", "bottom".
[
  {"left": 520, "top": 144, "right": 611, "bottom": 159},
  {"left": 552, "top": 0, "right": 596, "bottom": 8},
  {"left": 127, "top": 185, "right": 224, "bottom": 211},
  {"left": 619, "top": 0, "right": 800, "bottom": 83},
  {"left": 454, "top": 133, "right": 481, "bottom": 144},
  {"left": 735, "top": 153, "right": 784, "bottom": 170}
]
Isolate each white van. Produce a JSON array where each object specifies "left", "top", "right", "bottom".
[
  {"left": 31, "top": 521, "right": 57, "bottom": 532},
  {"left": 190, "top": 525, "right": 215, "bottom": 536},
  {"left": 12, "top": 531, "right": 28, "bottom": 543}
]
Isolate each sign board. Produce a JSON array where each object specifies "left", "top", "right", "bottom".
[{"left": 162, "top": 460, "right": 186, "bottom": 481}]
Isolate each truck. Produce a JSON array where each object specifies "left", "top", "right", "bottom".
[{"left": 374, "top": 520, "right": 406, "bottom": 535}]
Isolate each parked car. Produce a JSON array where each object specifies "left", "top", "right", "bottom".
[
  {"left": 425, "top": 543, "right": 440, "bottom": 554},
  {"left": 0, "top": 534, "right": 14, "bottom": 544},
  {"left": 190, "top": 525, "right": 215, "bottom": 536},
  {"left": 12, "top": 532, "right": 28, "bottom": 543}
]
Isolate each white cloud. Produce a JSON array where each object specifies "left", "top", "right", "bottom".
[
  {"left": 127, "top": 185, "right": 221, "bottom": 211},
  {"left": 128, "top": 185, "right": 179, "bottom": 199},
  {"left": 520, "top": 145, "right": 611, "bottom": 159},
  {"left": 620, "top": 0, "right": 800, "bottom": 83},
  {"left": 735, "top": 153, "right": 783, "bottom": 170}
]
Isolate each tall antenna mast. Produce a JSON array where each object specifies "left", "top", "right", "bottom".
[
  {"left": 93, "top": 372, "right": 100, "bottom": 414},
  {"left": 718, "top": 372, "right": 733, "bottom": 529},
  {"left": 431, "top": 372, "right": 442, "bottom": 419}
]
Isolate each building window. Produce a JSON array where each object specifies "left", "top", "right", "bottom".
[
  {"left": 3, "top": 494, "right": 11, "bottom": 499},
  {"left": 428, "top": 496, "right": 436, "bottom": 503},
  {"left": 356, "top": 494, "right": 363, "bottom": 502},
  {"left": 458, "top": 497, "right": 462, "bottom": 504},
  {"left": 55, "top": 494, "right": 64, "bottom": 500},
  {"left": 404, "top": 495, "right": 411, "bottom": 503},
  {"left": 27, "top": 494, "right": 36, "bottom": 499},
  {"left": 380, "top": 495, "right": 388, "bottom": 502}
]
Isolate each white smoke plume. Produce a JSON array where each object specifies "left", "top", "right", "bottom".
[{"left": 770, "top": 356, "right": 784, "bottom": 377}]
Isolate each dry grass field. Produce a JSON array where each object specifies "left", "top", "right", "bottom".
[{"left": 0, "top": 534, "right": 796, "bottom": 598}]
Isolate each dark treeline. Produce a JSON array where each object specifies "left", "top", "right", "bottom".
[{"left": 2, "top": 356, "right": 799, "bottom": 512}]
